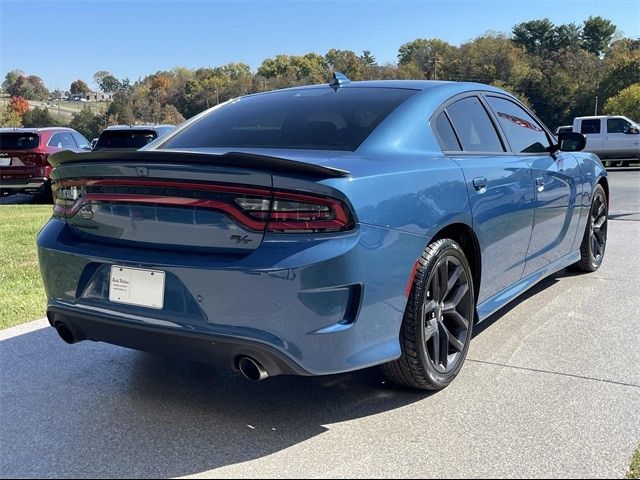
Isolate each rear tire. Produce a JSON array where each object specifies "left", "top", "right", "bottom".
[
  {"left": 574, "top": 184, "right": 608, "bottom": 272},
  {"left": 382, "top": 239, "right": 475, "bottom": 390},
  {"left": 34, "top": 180, "right": 53, "bottom": 204}
]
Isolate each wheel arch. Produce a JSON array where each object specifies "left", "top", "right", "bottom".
[
  {"left": 597, "top": 176, "right": 609, "bottom": 205},
  {"left": 429, "top": 222, "right": 482, "bottom": 302}
]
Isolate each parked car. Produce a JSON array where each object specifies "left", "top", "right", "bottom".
[
  {"left": 0, "top": 127, "right": 90, "bottom": 200},
  {"left": 573, "top": 115, "right": 640, "bottom": 166},
  {"left": 40, "top": 77, "right": 608, "bottom": 391},
  {"left": 93, "top": 125, "right": 175, "bottom": 151},
  {"left": 554, "top": 125, "right": 572, "bottom": 135}
]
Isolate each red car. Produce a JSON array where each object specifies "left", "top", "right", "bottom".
[{"left": 0, "top": 127, "right": 90, "bottom": 200}]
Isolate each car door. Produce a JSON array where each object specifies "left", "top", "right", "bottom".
[
  {"left": 579, "top": 118, "right": 604, "bottom": 156},
  {"left": 605, "top": 117, "right": 640, "bottom": 157},
  {"left": 484, "top": 95, "right": 582, "bottom": 277},
  {"left": 436, "top": 95, "right": 535, "bottom": 303}
]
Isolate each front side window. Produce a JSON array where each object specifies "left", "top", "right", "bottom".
[
  {"left": 49, "top": 132, "right": 78, "bottom": 149},
  {"left": 445, "top": 96, "right": 504, "bottom": 152},
  {"left": 72, "top": 132, "right": 91, "bottom": 149},
  {"left": 607, "top": 118, "right": 631, "bottom": 134},
  {"left": 581, "top": 119, "right": 601, "bottom": 135},
  {"left": 486, "top": 96, "right": 551, "bottom": 154},
  {"left": 161, "top": 87, "right": 417, "bottom": 152}
]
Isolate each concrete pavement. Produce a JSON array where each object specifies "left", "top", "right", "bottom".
[{"left": 1, "top": 171, "right": 638, "bottom": 478}]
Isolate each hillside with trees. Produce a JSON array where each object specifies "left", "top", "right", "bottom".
[{"left": 1, "top": 16, "right": 638, "bottom": 139}]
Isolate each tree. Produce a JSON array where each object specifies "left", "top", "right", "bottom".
[
  {"left": 70, "top": 79, "right": 91, "bottom": 95},
  {"left": 581, "top": 16, "right": 616, "bottom": 57},
  {"left": 8, "top": 96, "right": 29, "bottom": 117},
  {"left": 159, "top": 104, "right": 185, "bottom": 124},
  {"left": 360, "top": 50, "right": 377, "bottom": 67},
  {"left": 0, "top": 104, "right": 23, "bottom": 127},
  {"left": 257, "top": 53, "right": 327, "bottom": 84},
  {"left": 512, "top": 19, "right": 557, "bottom": 56},
  {"left": 555, "top": 23, "right": 582, "bottom": 51},
  {"left": 325, "top": 49, "right": 365, "bottom": 79},
  {"left": 603, "top": 83, "right": 640, "bottom": 121},
  {"left": 93, "top": 71, "right": 122, "bottom": 92},
  {"left": 2, "top": 69, "right": 24, "bottom": 92},
  {"left": 69, "top": 106, "right": 104, "bottom": 139},
  {"left": 6, "top": 75, "right": 49, "bottom": 101},
  {"left": 398, "top": 38, "right": 458, "bottom": 79},
  {"left": 22, "top": 106, "right": 55, "bottom": 127}
]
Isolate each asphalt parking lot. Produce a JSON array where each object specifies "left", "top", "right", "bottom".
[{"left": 0, "top": 170, "right": 638, "bottom": 478}]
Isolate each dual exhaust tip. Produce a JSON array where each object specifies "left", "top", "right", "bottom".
[{"left": 53, "top": 322, "right": 270, "bottom": 382}]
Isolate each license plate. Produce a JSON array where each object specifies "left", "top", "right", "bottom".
[
  {"left": 109, "top": 265, "right": 165, "bottom": 309},
  {"left": 0, "top": 158, "right": 10, "bottom": 166}
]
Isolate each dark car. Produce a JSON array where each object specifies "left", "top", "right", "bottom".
[
  {"left": 40, "top": 77, "right": 606, "bottom": 391},
  {"left": 0, "top": 127, "right": 90, "bottom": 200},
  {"left": 93, "top": 125, "right": 175, "bottom": 151}
]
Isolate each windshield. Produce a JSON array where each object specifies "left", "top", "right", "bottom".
[
  {"left": 161, "top": 87, "right": 417, "bottom": 151},
  {"left": 95, "top": 130, "right": 158, "bottom": 150},
  {"left": 0, "top": 132, "right": 39, "bottom": 150}
]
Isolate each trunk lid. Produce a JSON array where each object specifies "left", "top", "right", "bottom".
[{"left": 49, "top": 150, "right": 350, "bottom": 254}]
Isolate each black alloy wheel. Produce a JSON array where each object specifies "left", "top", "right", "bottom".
[
  {"left": 382, "top": 238, "right": 475, "bottom": 390},
  {"left": 575, "top": 183, "right": 608, "bottom": 272}
]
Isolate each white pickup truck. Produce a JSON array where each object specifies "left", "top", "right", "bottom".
[{"left": 572, "top": 115, "right": 640, "bottom": 166}]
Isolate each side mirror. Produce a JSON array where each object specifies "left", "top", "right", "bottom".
[
  {"left": 558, "top": 132, "right": 586, "bottom": 152},
  {"left": 626, "top": 126, "right": 639, "bottom": 134}
]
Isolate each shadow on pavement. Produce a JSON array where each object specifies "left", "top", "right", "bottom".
[{"left": 0, "top": 325, "right": 430, "bottom": 478}]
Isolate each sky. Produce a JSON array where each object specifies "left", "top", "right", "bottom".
[{"left": 1, "top": 0, "right": 639, "bottom": 91}]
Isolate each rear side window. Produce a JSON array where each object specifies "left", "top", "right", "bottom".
[
  {"left": 0, "top": 132, "right": 39, "bottom": 150},
  {"left": 580, "top": 119, "right": 601, "bottom": 134},
  {"left": 607, "top": 118, "right": 631, "bottom": 134},
  {"left": 486, "top": 96, "right": 551, "bottom": 153},
  {"left": 49, "top": 132, "right": 77, "bottom": 149},
  {"left": 445, "top": 97, "right": 504, "bottom": 152},
  {"left": 433, "top": 112, "right": 461, "bottom": 151},
  {"left": 95, "top": 130, "right": 158, "bottom": 150},
  {"left": 161, "top": 87, "right": 417, "bottom": 151}
]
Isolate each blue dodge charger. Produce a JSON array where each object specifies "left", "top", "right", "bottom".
[{"left": 38, "top": 75, "right": 608, "bottom": 390}]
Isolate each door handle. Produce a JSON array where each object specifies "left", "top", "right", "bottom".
[
  {"left": 473, "top": 177, "right": 487, "bottom": 192},
  {"left": 535, "top": 177, "right": 545, "bottom": 192}
]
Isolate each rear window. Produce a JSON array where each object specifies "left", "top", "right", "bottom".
[
  {"left": 0, "top": 132, "right": 39, "bottom": 150},
  {"left": 161, "top": 87, "right": 417, "bottom": 151},
  {"left": 95, "top": 130, "right": 158, "bottom": 150}
]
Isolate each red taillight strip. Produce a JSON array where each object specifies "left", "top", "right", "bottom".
[
  {"left": 55, "top": 193, "right": 267, "bottom": 231},
  {"left": 54, "top": 179, "right": 355, "bottom": 233}
]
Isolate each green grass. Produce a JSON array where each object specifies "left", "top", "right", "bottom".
[
  {"left": 629, "top": 446, "right": 640, "bottom": 479},
  {"left": 0, "top": 205, "right": 52, "bottom": 329}
]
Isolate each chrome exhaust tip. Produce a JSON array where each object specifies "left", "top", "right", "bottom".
[{"left": 237, "top": 356, "right": 269, "bottom": 382}]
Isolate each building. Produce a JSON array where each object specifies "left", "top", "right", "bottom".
[{"left": 85, "top": 91, "right": 114, "bottom": 102}]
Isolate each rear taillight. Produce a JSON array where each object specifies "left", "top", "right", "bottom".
[
  {"left": 236, "top": 190, "right": 354, "bottom": 233},
  {"left": 52, "top": 180, "right": 354, "bottom": 234}
]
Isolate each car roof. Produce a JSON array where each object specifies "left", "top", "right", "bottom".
[
  {"left": 103, "top": 125, "right": 175, "bottom": 131},
  {"left": 246, "top": 79, "right": 505, "bottom": 97},
  {"left": 0, "top": 127, "right": 76, "bottom": 133}
]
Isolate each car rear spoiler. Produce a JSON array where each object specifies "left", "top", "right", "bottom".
[{"left": 47, "top": 149, "right": 351, "bottom": 178}]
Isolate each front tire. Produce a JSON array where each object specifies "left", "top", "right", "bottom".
[
  {"left": 382, "top": 239, "right": 475, "bottom": 390},
  {"left": 574, "top": 184, "right": 608, "bottom": 272}
]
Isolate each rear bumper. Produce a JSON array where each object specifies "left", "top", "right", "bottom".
[
  {"left": 37, "top": 218, "right": 427, "bottom": 376},
  {"left": 0, "top": 177, "right": 47, "bottom": 191},
  {"left": 47, "top": 304, "right": 309, "bottom": 377}
]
